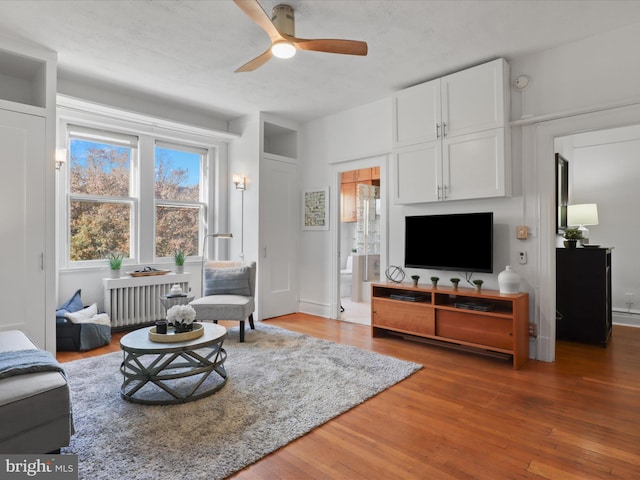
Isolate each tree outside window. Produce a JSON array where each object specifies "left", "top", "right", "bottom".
[
  {"left": 69, "top": 137, "right": 133, "bottom": 261},
  {"left": 154, "top": 144, "right": 205, "bottom": 258}
]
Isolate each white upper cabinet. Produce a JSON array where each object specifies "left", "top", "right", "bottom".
[
  {"left": 392, "top": 58, "right": 510, "bottom": 204},
  {"left": 442, "top": 59, "right": 507, "bottom": 137},
  {"left": 392, "top": 78, "right": 440, "bottom": 147}
]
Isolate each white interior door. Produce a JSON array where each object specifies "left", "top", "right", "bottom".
[
  {"left": 260, "top": 156, "right": 298, "bottom": 319},
  {"left": 0, "top": 109, "right": 46, "bottom": 346}
]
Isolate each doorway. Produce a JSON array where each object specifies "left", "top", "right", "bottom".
[
  {"left": 335, "top": 156, "right": 387, "bottom": 325},
  {"left": 531, "top": 103, "right": 640, "bottom": 361}
]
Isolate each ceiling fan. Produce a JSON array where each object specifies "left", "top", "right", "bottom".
[{"left": 233, "top": 0, "right": 368, "bottom": 72}]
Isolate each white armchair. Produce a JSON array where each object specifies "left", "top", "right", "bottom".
[{"left": 189, "top": 261, "right": 256, "bottom": 342}]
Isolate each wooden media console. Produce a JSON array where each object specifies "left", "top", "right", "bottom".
[{"left": 371, "top": 282, "right": 529, "bottom": 369}]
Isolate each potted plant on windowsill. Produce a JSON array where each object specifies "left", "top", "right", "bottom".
[
  {"left": 106, "top": 252, "right": 125, "bottom": 279},
  {"left": 174, "top": 249, "right": 186, "bottom": 274},
  {"left": 563, "top": 228, "right": 583, "bottom": 249}
]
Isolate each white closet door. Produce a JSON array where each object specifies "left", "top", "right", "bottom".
[
  {"left": 260, "top": 156, "right": 299, "bottom": 319},
  {"left": 0, "top": 109, "right": 46, "bottom": 346}
]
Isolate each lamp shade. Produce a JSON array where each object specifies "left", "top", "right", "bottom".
[{"left": 567, "top": 203, "right": 599, "bottom": 226}]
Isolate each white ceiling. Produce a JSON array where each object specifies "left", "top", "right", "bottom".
[{"left": 2, "top": 0, "right": 640, "bottom": 124}]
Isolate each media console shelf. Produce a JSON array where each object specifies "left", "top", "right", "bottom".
[{"left": 371, "top": 282, "right": 529, "bottom": 369}]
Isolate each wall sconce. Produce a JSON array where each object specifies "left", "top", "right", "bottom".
[
  {"left": 55, "top": 149, "right": 67, "bottom": 170},
  {"left": 233, "top": 174, "right": 246, "bottom": 191}
]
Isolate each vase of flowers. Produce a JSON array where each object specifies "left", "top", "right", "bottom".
[{"left": 167, "top": 304, "right": 196, "bottom": 333}]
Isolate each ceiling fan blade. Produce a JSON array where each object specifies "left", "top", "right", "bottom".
[
  {"left": 233, "top": 0, "right": 283, "bottom": 43},
  {"left": 290, "top": 37, "right": 368, "bottom": 56},
  {"left": 235, "top": 47, "right": 273, "bottom": 72}
]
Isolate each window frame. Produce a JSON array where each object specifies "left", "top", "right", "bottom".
[
  {"left": 56, "top": 99, "right": 230, "bottom": 272},
  {"left": 154, "top": 140, "right": 209, "bottom": 261}
]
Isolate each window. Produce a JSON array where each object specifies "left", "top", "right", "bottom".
[
  {"left": 68, "top": 126, "right": 137, "bottom": 262},
  {"left": 58, "top": 99, "right": 225, "bottom": 270},
  {"left": 154, "top": 142, "right": 206, "bottom": 258}
]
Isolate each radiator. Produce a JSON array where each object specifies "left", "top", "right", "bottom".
[{"left": 103, "top": 273, "right": 191, "bottom": 328}]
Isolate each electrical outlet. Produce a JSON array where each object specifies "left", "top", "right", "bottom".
[
  {"left": 528, "top": 323, "right": 537, "bottom": 337},
  {"left": 518, "top": 251, "right": 527, "bottom": 264}
]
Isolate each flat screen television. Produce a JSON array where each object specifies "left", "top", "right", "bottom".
[{"left": 404, "top": 212, "right": 493, "bottom": 273}]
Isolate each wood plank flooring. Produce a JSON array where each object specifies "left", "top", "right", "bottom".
[{"left": 57, "top": 315, "right": 640, "bottom": 479}]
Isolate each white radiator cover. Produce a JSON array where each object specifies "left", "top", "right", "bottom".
[{"left": 103, "top": 273, "right": 191, "bottom": 328}]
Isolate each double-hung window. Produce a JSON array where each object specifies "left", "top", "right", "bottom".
[
  {"left": 59, "top": 100, "right": 223, "bottom": 271},
  {"left": 154, "top": 141, "right": 206, "bottom": 258},
  {"left": 67, "top": 126, "right": 137, "bottom": 262}
]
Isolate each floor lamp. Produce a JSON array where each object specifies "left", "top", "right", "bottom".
[
  {"left": 233, "top": 174, "right": 246, "bottom": 260},
  {"left": 200, "top": 233, "right": 232, "bottom": 295}
]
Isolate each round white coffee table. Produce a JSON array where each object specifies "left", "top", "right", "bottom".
[{"left": 119, "top": 323, "right": 227, "bottom": 405}]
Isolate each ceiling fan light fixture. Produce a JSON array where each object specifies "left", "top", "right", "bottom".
[{"left": 271, "top": 41, "right": 296, "bottom": 59}]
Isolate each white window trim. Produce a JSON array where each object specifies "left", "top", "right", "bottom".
[{"left": 56, "top": 95, "right": 234, "bottom": 272}]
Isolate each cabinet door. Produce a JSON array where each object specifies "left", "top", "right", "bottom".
[
  {"left": 341, "top": 170, "right": 357, "bottom": 183},
  {"left": 442, "top": 58, "right": 508, "bottom": 138},
  {"left": 392, "top": 78, "right": 441, "bottom": 148},
  {"left": 355, "top": 168, "right": 372, "bottom": 182},
  {"left": 393, "top": 142, "right": 440, "bottom": 204},
  {"left": 0, "top": 109, "right": 46, "bottom": 347},
  {"left": 442, "top": 128, "right": 508, "bottom": 201},
  {"left": 340, "top": 182, "right": 357, "bottom": 222}
]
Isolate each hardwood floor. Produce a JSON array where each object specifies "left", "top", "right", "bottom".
[{"left": 57, "top": 315, "right": 640, "bottom": 479}]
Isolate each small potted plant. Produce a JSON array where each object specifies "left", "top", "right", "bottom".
[
  {"left": 174, "top": 249, "right": 186, "bottom": 274},
  {"left": 563, "top": 228, "right": 583, "bottom": 248},
  {"left": 430, "top": 276, "right": 439, "bottom": 288},
  {"left": 472, "top": 279, "right": 484, "bottom": 293},
  {"left": 411, "top": 275, "right": 420, "bottom": 287},
  {"left": 106, "top": 252, "right": 125, "bottom": 278},
  {"left": 450, "top": 277, "right": 460, "bottom": 291}
]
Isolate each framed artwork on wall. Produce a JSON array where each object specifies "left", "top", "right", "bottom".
[
  {"left": 302, "top": 187, "right": 329, "bottom": 230},
  {"left": 556, "top": 153, "right": 569, "bottom": 234}
]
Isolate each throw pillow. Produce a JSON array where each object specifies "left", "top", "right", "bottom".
[
  {"left": 56, "top": 289, "right": 83, "bottom": 324},
  {"left": 65, "top": 303, "right": 99, "bottom": 323},
  {"left": 204, "top": 266, "right": 251, "bottom": 296}
]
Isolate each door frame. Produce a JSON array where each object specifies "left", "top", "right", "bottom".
[
  {"left": 530, "top": 102, "right": 640, "bottom": 361},
  {"left": 330, "top": 154, "right": 389, "bottom": 320}
]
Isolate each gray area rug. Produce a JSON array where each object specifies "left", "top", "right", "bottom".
[{"left": 62, "top": 322, "right": 421, "bottom": 479}]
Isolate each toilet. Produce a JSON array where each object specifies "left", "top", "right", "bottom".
[{"left": 340, "top": 255, "right": 353, "bottom": 298}]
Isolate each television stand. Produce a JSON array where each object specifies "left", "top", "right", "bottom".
[{"left": 371, "top": 282, "right": 529, "bottom": 369}]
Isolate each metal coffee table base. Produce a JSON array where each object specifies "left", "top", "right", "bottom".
[{"left": 120, "top": 324, "right": 228, "bottom": 405}]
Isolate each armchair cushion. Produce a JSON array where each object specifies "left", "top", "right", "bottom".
[{"left": 203, "top": 266, "right": 251, "bottom": 296}]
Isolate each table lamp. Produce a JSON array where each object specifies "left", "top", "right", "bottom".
[{"left": 567, "top": 203, "right": 598, "bottom": 244}]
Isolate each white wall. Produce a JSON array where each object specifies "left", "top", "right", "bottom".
[
  {"left": 298, "top": 98, "right": 391, "bottom": 316},
  {"left": 571, "top": 125, "right": 640, "bottom": 315},
  {"left": 510, "top": 22, "right": 640, "bottom": 120}
]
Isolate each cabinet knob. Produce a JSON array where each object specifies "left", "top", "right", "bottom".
[{"left": 436, "top": 123, "right": 440, "bottom": 139}]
